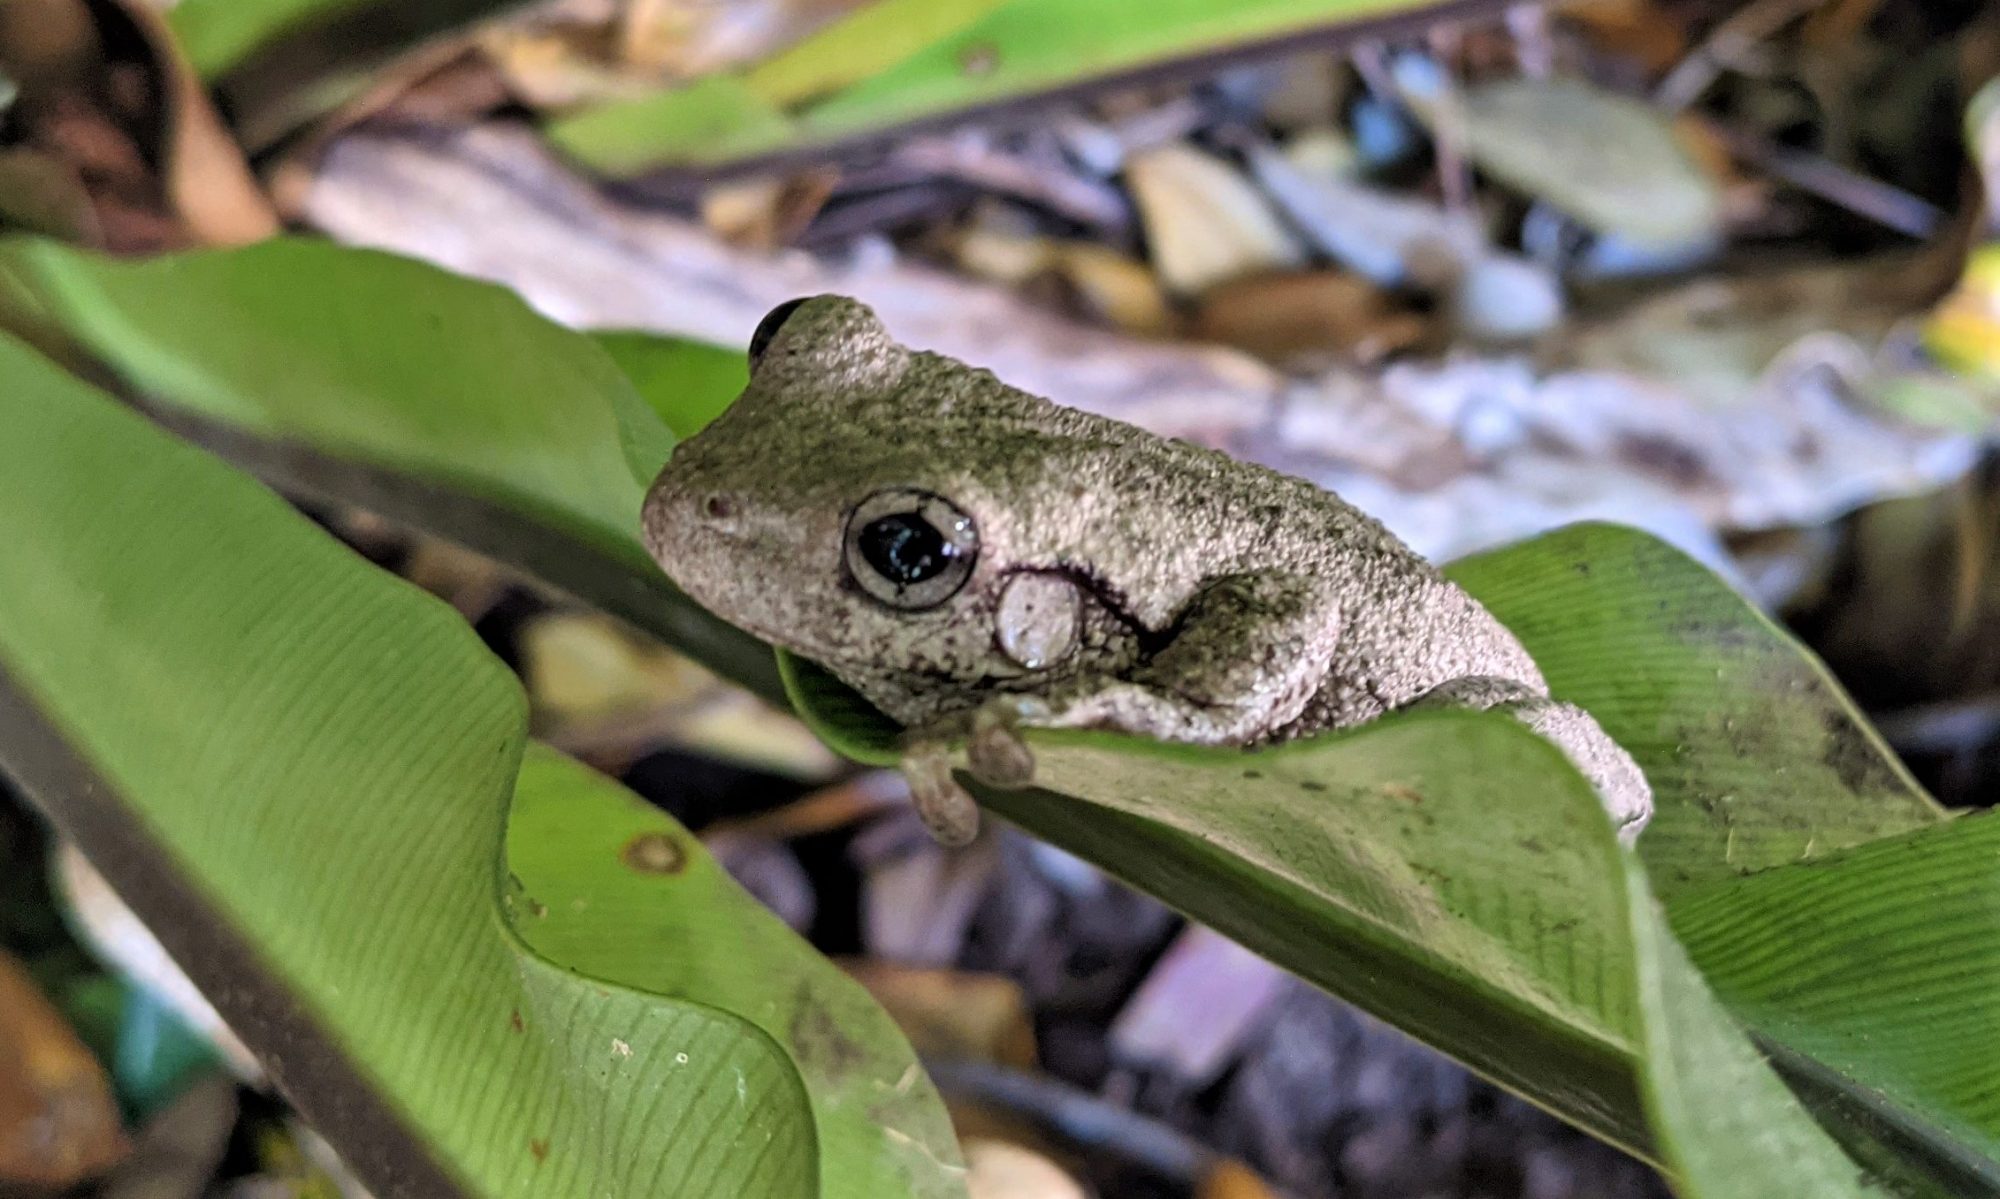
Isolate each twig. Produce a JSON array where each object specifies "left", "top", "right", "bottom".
[
  {"left": 1654, "top": 0, "right": 1831, "bottom": 112},
  {"left": 890, "top": 132, "right": 1132, "bottom": 234},
  {"left": 1696, "top": 116, "right": 1944, "bottom": 239},
  {"left": 925, "top": 1057, "right": 1306, "bottom": 1197},
  {"left": 1420, "top": 35, "right": 1474, "bottom": 216}
]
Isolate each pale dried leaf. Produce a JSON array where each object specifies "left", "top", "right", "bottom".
[
  {"left": 845, "top": 962, "right": 1037, "bottom": 1069},
  {"left": 962, "top": 1140, "right": 1088, "bottom": 1199},
  {"left": 1435, "top": 75, "right": 1722, "bottom": 247},
  {"left": 1125, "top": 143, "right": 1304, "bottom": 295}
]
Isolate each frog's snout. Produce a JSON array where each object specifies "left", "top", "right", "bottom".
[{"left": 644, "top": 468, "right": 770, "bottom": 561}]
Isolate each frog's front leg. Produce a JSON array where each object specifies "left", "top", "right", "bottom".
[
  {"left": 899, "top": 572, "right": 1340, "bottom": 843},
  {"left": 1403, "top": 676, "right": 1653, "bottom": 843}
]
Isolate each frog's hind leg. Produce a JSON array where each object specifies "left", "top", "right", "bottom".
[{"left": 1404, "top": 677, "right": 1653, "bottom": 844}]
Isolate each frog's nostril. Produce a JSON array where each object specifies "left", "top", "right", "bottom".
[{"left": 702, "top": 494, "right": 737, "bottom": 522}]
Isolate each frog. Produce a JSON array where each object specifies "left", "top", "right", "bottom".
[{"left": 642, "top": 295, "right": 1653, "bottom": 848}]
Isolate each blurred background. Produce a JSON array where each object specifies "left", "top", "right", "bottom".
[{"left": 2, "top": 0, "right": 1998, "bottom": 1195}]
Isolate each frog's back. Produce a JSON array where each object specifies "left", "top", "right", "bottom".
[{"left": 920, "top": 359, "right": 1548, "bottom": 726}]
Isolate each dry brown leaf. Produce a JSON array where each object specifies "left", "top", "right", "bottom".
[
  {"left": 0, "top": 147, "right": 102, "bottom": 242},
  {"left": 1049, "top": 242, "right": 1180, "bottom": 337},
  {"left": 0, "top": 0, "right": 99, "bottom": 96},
  {"left": 303, "top": 126, "right": 1976, "bottom": 559},
  {"left": 521, "top": 609, "right": 837, "bottom": 774},
  {"left": 952, "top": 203, "right": 1057, "bottom": 287},
  {"left": 0, "top": 948, "right": 128, "bottom": 1189},
  {"left": 108, "top": 0, "right": 279, "bottom": 246},
  {"left": 952, "top": 205, "right": 1175, "bottom": 336},
  {"left": 844, "top": 962, "right": 1037, "bottom": 1069},
  {"left": 962, "top": 1139, "right": 1089, "bottom": 1199},
  {"left": 700, "top": 169, "right": 839, "bottom": 249},
  {"left": 1198, "top": 1159, "right": 1283, "bottom": 1199},
  {"left": 1557, "top": 0, "right": 1687, "bottom": 74},
  {"left": 1193, "top": 269, "right": 1425, "bottom": 365},
  {"left": 704, "top": 771, "right": 909, "bottom": 842},
  {"left": 619, "top": 0, "right": 867, "bottom": 77},
  {"left": 481, "top": 23, "right": 639, "bottom": 110},
  {"left": 1125, "top": 143, "right": 1304, "bottom": 295}
]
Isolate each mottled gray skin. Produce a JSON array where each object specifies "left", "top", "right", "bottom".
[{"left": 644, "top": 297, "right": 1652, "bottom": 845}]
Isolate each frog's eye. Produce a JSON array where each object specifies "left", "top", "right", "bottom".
[
  {"left": 844, "top": 488, "right": 979, "bottom": 610},
  {"left": 747, "top": 298, "right": 809, "bottom": 370}
]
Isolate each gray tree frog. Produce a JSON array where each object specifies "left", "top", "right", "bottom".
[{"left": 643, "top": 296, "right": 1653, "bottom": 847}]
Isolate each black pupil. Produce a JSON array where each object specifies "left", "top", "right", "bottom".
[
  {"left": 747, "top": 298, "right": 809, "bottom": 366},
  {"left": 859, "top": 514, "right": 955, "bottom": 585}
]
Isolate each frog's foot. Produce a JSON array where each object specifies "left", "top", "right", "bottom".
[
  {"left": 898, "top": 742, "right": 981, "bottom": 847},
  {"left": 965, "top": 697, "right": 1042, "bottom": 789}
]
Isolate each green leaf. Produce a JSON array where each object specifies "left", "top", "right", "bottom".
[
  {"left": 789, "top": 654, "right": 1902, "bottom": 1194},
  {"left": 0, "top": 328, "right": 963, "bottom": 1198},
  {"left": 1626, "top": 868, "right": 1887, "bottom": 1199},
  {"left": 0, "top": 236, "right": 781, "bottom": 704},
  {"left": 1446, "top": 524, "right": 1943, "bottom": 896},
  {"left": 742, "top": 0, "right": 1016, "bottom": 109},
  {"left": 786, "top": 652, "right": 1654, "bottom": 1151},
  {"left": 1667, "top": 811, "right": 2000, "bottom": 1190},
  {"left": 548, "top": 0, "right": 1475, "bottom": 176},
  {"left": 590, "top": 328, "right": 747, "bottom": 445},
  {"left": 170, "top": 0, "right": 377, "bottom": 76},
  {"left": 505, "top": 745, "right": 963, "bottom": 1195}
]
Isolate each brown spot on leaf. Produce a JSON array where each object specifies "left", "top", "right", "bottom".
[
  {"left": 509, "top": 1010, "right": 525, "bottom": 1034},
  {"left": 788, "top": 986, "right": 865, "bottom": 1084},
  {"left": 1381, "top": 783, "right": 1424, "bottom": 805},
  {"left": 959, "top": 43, "right": 1000, "bottom": 76},
  {"left": 528, "top": 1138, "right": 549, "bottom": 1164},
  {"left": 621, "top": 832, "right": 686, "bottom": 875},
  {"left": 1819, "top": 705, "right": 1905, "bottom": 796}
]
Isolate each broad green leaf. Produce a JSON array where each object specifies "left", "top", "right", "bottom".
[
  {"left": 1447, "top": 525, "right": 1943, "bottom": 896},
  {"left": 505, "top": 746, "right": 963, "bottom": 1195},
  {"left": 0, "top": 329, "right": 963, "bottom": 1198},
  {"left": 784, "top": 654, "right": 1654, "bottom": 1151},
  {"left": 743, "top": 0, "right": 1016, "bottom": 109},
  {"left": 1667, "top": 811, "right": 2000, "bottom": 1190},
  {"left": 1626, "top": 868, "right": 1886, "bottom": 1199},
  {"left": 0, "top": 236, "right": 781, "bottom": 704},
  {"left": 170, "top": 0, "right": 377, "bottom": 76},
  {"left": 786, "top": 656, "right": 1897, "bottom": 1194},
  {"left": 548, "top": 0, "right": 1472, "bottom": 176},
  {"left": 591, "top": 328, "right": 748, "bottom": 446}
]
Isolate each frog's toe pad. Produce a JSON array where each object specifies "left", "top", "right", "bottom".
[
  {"left": 967, "top": 705, "right": 1036, "bottom": 789},
  {"left": 900, "top": 748, "right": 982, "bottom": 846}
]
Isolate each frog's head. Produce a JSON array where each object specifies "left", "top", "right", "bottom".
[{"left": 642, "top": 295, "right": 1093, "bottom": 723}]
